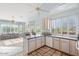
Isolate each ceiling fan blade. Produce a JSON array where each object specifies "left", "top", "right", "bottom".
[
  {"left": 40, "top": 8, "right": 49, "bottom": 12},
  {"left": 27, "top": 4, "right": 37, "bottom": 8},
  {"left": 37, "top": 11, "right": 40, "bottom": 15},
  {"left": 38, "top": 4, "right": 43, "bottom": 8}
]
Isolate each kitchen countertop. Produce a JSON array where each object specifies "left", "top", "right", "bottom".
[
  {"left": 49, "top": 35, "right": 78, "bottom": 41},
  {"left": 26, "top": 34, "right": 78, "bottom": 41},
  {"left": 26, "top": 35, "right": 44, "bottom": 40}
]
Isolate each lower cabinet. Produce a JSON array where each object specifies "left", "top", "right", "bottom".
[
  {"left": 36, "top": 37, "right": 42, "bottom": 49},
  {"left": 28, "top": 36, "right": 78, "bottom": 55},
  {"left": 60, "top": 39, "right": 69, "bottom": 53},
  {"left": 69, "top": 40, "right": 77, "bottom": 55},
  {"left": 41, "top": 36, "right": 45, "bottom": 46},
  {"left": 29, "top": 39, "right": 36, "bottom": 53},
  {"left": 76, "top": 41, "right": 79, "bottom": 56},
  {"left": 53, "top": 38, "right": 60, "bottom": 50},
  {"left": 46, "top": 36, "right": 53, "bottom": 47},
  {"left": 28, "top": 37, "right": 45, "bottom": 53}
]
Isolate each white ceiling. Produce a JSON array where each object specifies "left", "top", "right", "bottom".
[{"left": 0, "top": 3, "right": 78, "bottom": 23}]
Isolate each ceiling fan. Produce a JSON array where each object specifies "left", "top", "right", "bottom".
[
  {"left": 28, "top": 3, "right": 66, "bottom": 15},
  {"left": 35, "top": 6, "right": 49, "bottom": 12},
  {"left": 28, "top": 4, "right": 49, "bottom": 15}
]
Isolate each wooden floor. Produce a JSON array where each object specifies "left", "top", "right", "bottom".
[{"left": 28, "top": 46, "right": 69, "bottom": 56}]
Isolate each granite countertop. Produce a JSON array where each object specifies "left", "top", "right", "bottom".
[
  {"left": 26, "top": 35, "right": 44, "bottom": 40},
  {"left": 49, "top": 35, "right": 78, "bottom": 41},
  {"left": 25, "top": 34, "right": 78, "bottom": 41}
]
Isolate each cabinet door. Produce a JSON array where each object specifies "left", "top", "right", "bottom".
[
  {"left": 60, "top": 39, "right": 69, "bottom": 53},
  {"left": 46, "top": 36, "right": 53, "bottom": 47},
  {"left": 41, "top": 37, "right": 45, "bottom": 46},
  {"left": 77, "top": 41, "right": 79, "bottom": 56},
  {"left": 70, "top": 40, "right": 77, "bottom": 55},
  {"left": 36, "top": 37, "right": 42, "bottom": 49},
  {"left": 29, "top": 39, "right": 36, "bottom": 53},
  {"left": 53, "top": 38, "right": 59, "bottom": 50}
]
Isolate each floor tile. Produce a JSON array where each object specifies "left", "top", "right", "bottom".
[
  {"left": 31, "top": 51, "right": 37, "bottom": 55},
  {"left": 52, "top": 51, "right": 62, "bottom": 56},
  {"left": 28, "top": 46, "right": 69, "bottom": 56},
  {"left": 36, "top": 53, "right": 42, "bottom": 56}
]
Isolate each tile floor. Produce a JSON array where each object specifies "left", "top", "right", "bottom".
[{"left": 28, "top": 46, "right": 69, "bottom": 56}]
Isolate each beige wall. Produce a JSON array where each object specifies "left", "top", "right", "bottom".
[{"left": 42, "top": 17, "right": 49, "bottom": 30}]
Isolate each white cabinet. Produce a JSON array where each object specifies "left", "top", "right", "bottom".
[
  {"left": 60, "top": 39, "right": 69, "bottom": 53},
  {"left": 69, "top": 40, "right": 77, "bottom": 55},
  {"left": 28, "top": 36, "right": 45, "bottom": 53},
  {"left": 46, "top": 36, "right": 53, "bottom": 47},
  {"left": 36, "top": 37, "right": 42, "bottom": 49},
  {"left": 29, "top": 39, "right": 36, "bottom": 53},
  {"left": 41, "top": 36, "right": 45, "bottom": 46},
  {"left": 53, "top": 38, "right": 59, "bottom": 50},
  {"left": 76, "top": 41, "right": 79, "bottom": 56}
]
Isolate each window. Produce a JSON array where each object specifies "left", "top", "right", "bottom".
[
  {"left": 0, "top": 21, "right": 25, "bottom": 33},
  {"left": 50, "top": 15, "right": 78, "bottom": 35},
  {"left": 51, "top": 20, "right": 55, "bottom": 34},
  {"left": 28, "top": 21, "right": 42, "bottom": 34},
  {"left": 53, "top": 19, "right": 59, "bottom": 34},
  {"left": 62, "top": 18, "right": 68, "bottom": 35},
  {"left": 77, "top": 18, "right": 79, "bottom": 34},
  {"left": 51, "top": 19, "right": 61, "bottom": 35},
  {"left": 36, "top": 24, "right": 42, "bottom": 34},
  {"left": 18, "top": 25, "right": 23, "bottom": 33},
  {"left": 68, "top": 16, "right": 76, "bottom": 35},
  {"left": 14, "top": 25, "right": 18, "bottom": 33}
]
